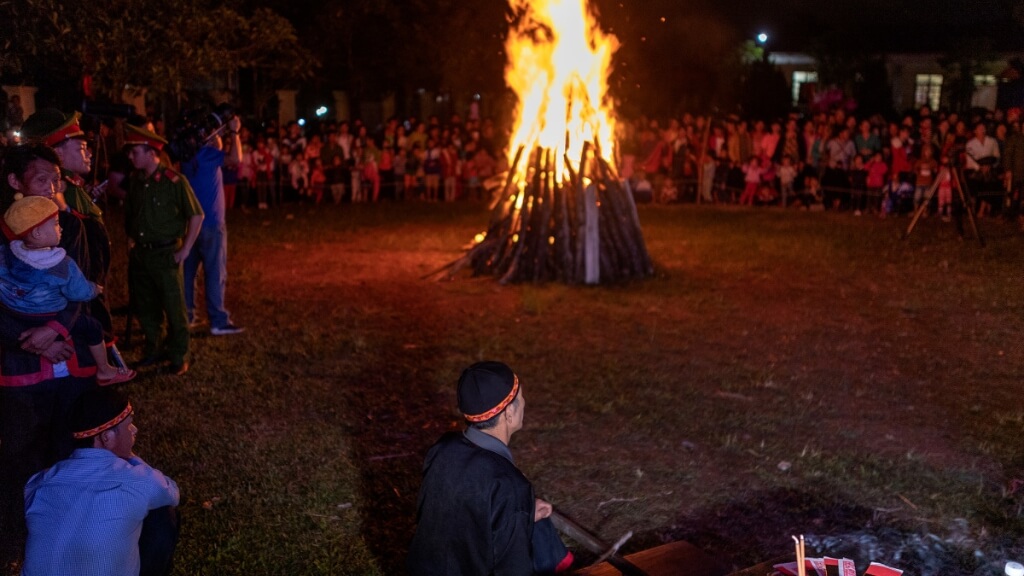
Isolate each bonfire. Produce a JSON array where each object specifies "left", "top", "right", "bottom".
[{"left": 445, "top": 0, "right": 653, "bottom": 284}]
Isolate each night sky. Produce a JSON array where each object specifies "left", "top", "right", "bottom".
[{"left": 603, "top": 0, "right": 1021, "bottom": 51}]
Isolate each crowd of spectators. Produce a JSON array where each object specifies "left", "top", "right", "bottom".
[
  {"left": 166, "top": 103, "right": 1023, "bottom": 231},
  {"left": 620, "top": 105, "right": 1024, "bottom": 225},
  {"left": 6, "top": 100, "right": 1024, "bottom": 228},
  {"left": 219, "top": 115, "right": 504, "bottom": 210}
]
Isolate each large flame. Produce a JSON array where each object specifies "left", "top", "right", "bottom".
[{"left": 504, "top": 0, "right": 619, "bottom": 184}]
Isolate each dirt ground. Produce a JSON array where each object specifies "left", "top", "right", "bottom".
[{"left": 227, "top": 203, "right": 1023, "bottom": 575}]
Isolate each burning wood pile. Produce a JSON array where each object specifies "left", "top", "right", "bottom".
[{"left": 444, "top": 0, "right": 653, "bottom": 285}]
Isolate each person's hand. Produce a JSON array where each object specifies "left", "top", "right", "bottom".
[
  {"left": 20, "top": 325, "right": 60, "bottom": 354},
  {"left": 173, "top": 248, "right": 188, "bottom": 264},
  {"left": 40, "top": 341, "right": 74, "bottom": 364},
  {"left": 229, "top": 116, "right": 242, "bottom": 133},
  {"left": 534, "top": 498, "right": 553, "bottom": 522},
  {"left": 95, "top": 284, "right": 105, "bottom": 294}
]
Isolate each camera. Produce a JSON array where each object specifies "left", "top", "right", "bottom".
[{"left": 166, "top": 103, "right": 235, "bottom": 163}]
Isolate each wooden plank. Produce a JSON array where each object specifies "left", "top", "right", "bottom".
[
  {"left": 583, "top": 183, "right": 600, "bottom": 284},
  {"left": 575, "top": 541, "right": 727, "bottom": 576}
]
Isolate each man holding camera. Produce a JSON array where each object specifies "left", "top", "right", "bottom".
[
  {"left": 180, "top": 114, "right": 244, "bottom": 336},
  {"left": 124, "top": 125, "right": 203, "bottom": 376}
]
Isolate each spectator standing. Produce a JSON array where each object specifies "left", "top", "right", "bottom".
[
  {"left": 912, "top": 145, "right": 938, "bottom": 211},
  {"left": 1002, "top": 111, "right": 1024, "bottom": 226},
  {"left": 252, "top": 137, "right": 275, "bottom": 209},
  {"left": 865, "top": 152, "right": 889, "bottom": 213},
  {"left": 777, "top": 155, "right": 798, "bottom": 208},
  {"left": 180, "top": 115, "right": 244, "bottom": 337},
  {"left": 423, "top": 139, "right": 442, "bottom": 202},
  {"left": 739, "top": 156, "right": 763, "bottom": 205},
  {"left": 964, "top": 122, "right": 1000, "bottom": 171},
  {"left": 854, "top": 120, "right": 882, "bottom": 162}
]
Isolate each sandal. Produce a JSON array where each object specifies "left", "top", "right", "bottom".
[{"left": 97, "top": 367, "right": 137, "bottom": 387}]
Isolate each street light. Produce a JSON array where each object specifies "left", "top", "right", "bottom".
[{"left": 757, "top": 32, "right": 768, "bottom": 44}]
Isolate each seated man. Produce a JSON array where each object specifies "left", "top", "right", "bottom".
[
  {"left": 408, "top": 361, "right": 572, "bottom": 575},
  {"left": 22, "top": 388, "right": 180, "bottom": 576}
]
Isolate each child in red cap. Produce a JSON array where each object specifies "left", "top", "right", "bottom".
[{"left": 1, "top": 196, "right": 135, "bottom": 385}]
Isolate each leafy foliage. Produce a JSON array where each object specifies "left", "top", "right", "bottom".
[{"left": 1, "top": 0, "right": 312, "bottom": 103}]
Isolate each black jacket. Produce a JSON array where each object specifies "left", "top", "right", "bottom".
[{"left": 408, "top": 431, "right": 535, "bottom": 576}]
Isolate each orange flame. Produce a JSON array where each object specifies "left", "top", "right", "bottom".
[{"left": 504, "top": 0, "right": 619, "bottom": 184}]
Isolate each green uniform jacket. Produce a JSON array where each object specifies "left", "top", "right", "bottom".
[{"left": 125, "top": 164, "right": 203, "bottom": 243}]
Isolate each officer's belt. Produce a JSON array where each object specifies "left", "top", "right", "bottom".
[{"left": 135, "top": 238, "right": 179, "bottom": 250}]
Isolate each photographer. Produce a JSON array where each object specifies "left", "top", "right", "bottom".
[{"left": 180, "top": 113, "right": 244, "bottom": 336}]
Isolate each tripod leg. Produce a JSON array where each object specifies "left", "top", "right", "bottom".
[
  {"left": 953, "top": 167, "right": 986, "bottom": 247},
  {"left": 903, "top": 174, "right": 941, "bottom": 240}
]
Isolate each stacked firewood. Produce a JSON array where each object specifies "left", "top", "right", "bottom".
[{"left": 442, "top": 144, "right": 653, "bottom": 284}]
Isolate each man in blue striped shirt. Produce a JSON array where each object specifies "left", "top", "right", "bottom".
[{"left": 22, "top": 388, "right": 179, "bottom": 576}]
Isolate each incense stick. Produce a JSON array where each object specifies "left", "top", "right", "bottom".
[{"left": 792, "top": 535, "right": 806, "bottom": 576}]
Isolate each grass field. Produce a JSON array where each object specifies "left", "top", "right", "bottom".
[{"left": 94, "top": 202, "right": 1024, "bottom": 575}]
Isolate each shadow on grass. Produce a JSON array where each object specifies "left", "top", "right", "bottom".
[{"left": 341, "top": 355, "right": 450, "bottom": 576}]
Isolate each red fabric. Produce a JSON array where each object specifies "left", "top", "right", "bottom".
[{"left": 554, "top": 550, "right": 574, "bottom": 573}]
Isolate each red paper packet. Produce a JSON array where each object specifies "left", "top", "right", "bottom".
[{"left": 864, "top": 562, "right": 903, "bottom": 576}]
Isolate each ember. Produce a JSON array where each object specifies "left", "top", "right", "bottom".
[{"left": 445, "top": 0, "right": 652, "bottom": 284}]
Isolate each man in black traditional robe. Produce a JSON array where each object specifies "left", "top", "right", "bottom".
[{"left": 408, "top": 361, "right": 571, "bottom": 576}]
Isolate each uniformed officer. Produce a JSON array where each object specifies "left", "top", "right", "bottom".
[
  {"left": 21, "top": 109, "right": 114, "bottom": 335},
  {"left": 123, "top": 125, "right": 203, "bottom": 376}
]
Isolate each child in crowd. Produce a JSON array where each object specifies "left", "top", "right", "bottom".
[
  {"left": 289, "top": 153, "right": 308, "bottom": 200},
  {"left": 393, "top": 147, "right": 407, "bottom": 201},
  {"left": 739, "top": 156, "right": 763, "bottom": 205},
  {"left": 937, "top": 156, "right": 954, "bottom": 221},
  {"left": 798, "top": 175, "right": 823, "bottom": 210},
  {"left": 913, "top": 145, "right": 938, "bottom": 211},
  {"left": 865, "top": 152, "right": 889, "bottom": 214},
  {"left": 777, "top": 155, "right": 798, "bottom": 208},
  {"left": 881, "top": 171, "right": 915, "bottom": 218},
  {"left": 0, "top": 197, "right": 135, "bottom": 386},
  {"left": 309, "top": 157, "right": 326, "bottom": 205},
  {"left": 632, "top": 171, "right": 653, "bottom": 203},
  {"left": 328, "top": 155, "right": 346, "bottom": 204}
]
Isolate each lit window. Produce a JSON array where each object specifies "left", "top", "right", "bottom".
[
  {"left": 915, "top": 74, "right": 942, "bottom": 110},
  {"left": 792, "top": 71, "right": 818, "bottom": 105},
  {"left": 973, "top": 75, "right": 996, "bottom": 87}
]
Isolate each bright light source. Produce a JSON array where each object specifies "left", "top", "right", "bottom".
[
  {"left": 315, "top": 106, "right": 328, "bottom": 117},
  {"left": 757, "top": 32, "right": 768, "bottom": 44},
  {"left": 297, "top": 118, "right": 306, "bottom": 126}
]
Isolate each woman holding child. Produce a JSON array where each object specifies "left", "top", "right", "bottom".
[{"left": 0, "top": 144, "right": 106, "bottom": 561}]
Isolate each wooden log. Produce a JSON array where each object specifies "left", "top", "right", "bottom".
[
  {"left": 561, "top": 156, "right": 577, "bottom": 282},
  {"left": 499, "top": 147, "right": 543, "bottom": 284},
  {"left": 596, "top": 157, "right": 653, "bottom": 277},
  {"left": 533, "top": 148, "right": 556, "bottom": 282},
  {"left": 583, "top": 182, "right": 600, "bottom": 284},
  {"left": 575, "top": 143, "right": 591, "bottom": 283},
  {"left": 575, "top": 540, "right": 724, "bottom": 576}
]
